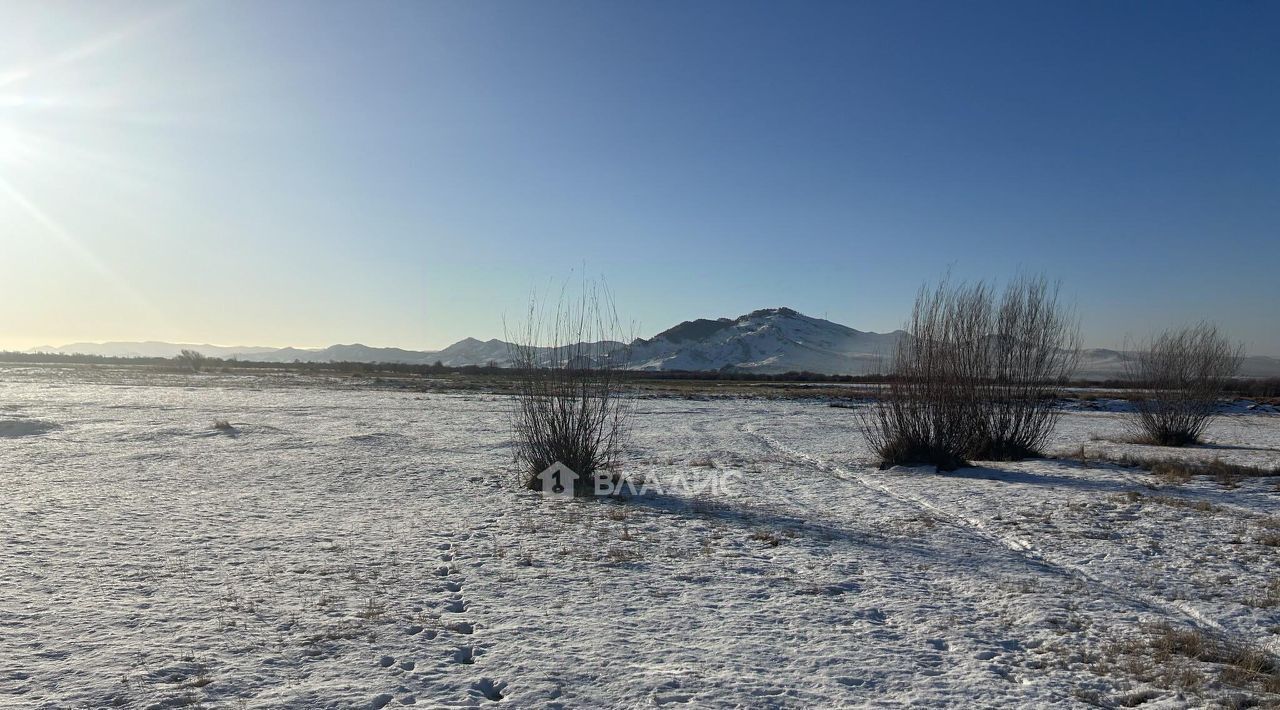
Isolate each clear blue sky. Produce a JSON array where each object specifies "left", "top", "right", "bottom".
[{"left": 1, "top": 1, "right": 1276, "bottom": 353}]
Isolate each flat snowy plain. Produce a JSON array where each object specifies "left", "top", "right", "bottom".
[{"left": 1, "top": 366, "right": 1277, "bottom": 709}]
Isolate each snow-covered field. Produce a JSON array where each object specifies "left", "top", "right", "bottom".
[{"left": 1, "top": 367, "right": 1277, "bottom": 709}]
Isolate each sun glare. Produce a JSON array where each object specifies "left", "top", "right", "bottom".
[
  {"left": 0, "top": 121, "right": 20, "bottom": 162},
  {"left": 0, "top": 7, "right": 181, "bottom": 320}
]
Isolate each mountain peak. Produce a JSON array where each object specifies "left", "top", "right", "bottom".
[
  {"left": 653, "top": 307, "right": 817, "bottom": 344},
  {"left": 626, "top": 306, "right": 902, "bottom": 374},
  {"left": 741, "top": 306, "right": 800, "bottom": 320},
  {"left": 651, "top": 317, "right": 734, "bottom": 344}
]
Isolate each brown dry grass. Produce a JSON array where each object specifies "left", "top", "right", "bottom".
[
  {"left": 1085, "top": 452, "right": 1278, "bottom": 487},
  {"left": 1093, "top": 623, "right": 1279, "bottom": 701}
]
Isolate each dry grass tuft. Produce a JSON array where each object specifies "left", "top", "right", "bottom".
[
  {"left": 749, "top": 530, "right": 782, "bottom": 547},
  {"left": 1245, "top": 579, "right": 1280, "bottom": 609},
  {"left": 1088, "top": 452, "right": 1278, "bottom": 486},
  {"left": 1109, "top": 491, "right": 1220, "bottom": 513},
  {"left": 1094, "top": 623, "right": 1279, "bottom": 701}
]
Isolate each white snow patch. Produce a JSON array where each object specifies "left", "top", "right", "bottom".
[{"left": 0, "top": 369, "right": 1277, "bottom": 708}]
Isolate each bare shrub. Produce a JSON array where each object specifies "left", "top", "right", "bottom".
[
  {"left": 862, "top": 279, "right": 988, "bottom": 470},
  {"left": 863, "top": 275, "right": 1078, "bottom": 469},
  {"left": 507, "top": 280, "right": 631, "bottom": 495},
  {"left": 971, "top": 275, "right": 1080, "bottom": 460},
  {"left": 1125, "top": 323, "right": 1243, "bottom": 446},
  {"left": 175, "top": 349, "right": 208, "bottom": 373}
]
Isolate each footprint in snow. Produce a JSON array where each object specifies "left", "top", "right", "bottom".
[
  {"left": 835, "top": 677, "right": 869, "bottom": 687},
  {"left": 405, "top": 624, "right": 437, "bottom": 639},
  {"left": 442, "top": 598, "right": 469, "bottom": 613},
  {"left": 451, "top": 646, "right": 481, "bottom": 664},
  {"left": 470, "top": 678, "right": 506, "bottom": 701},
  {"left": 444, "top": 620, "right": 474, "bottom": 635},
  {"left": 442, "top": 580, "right": 463, "bottom": 593}
]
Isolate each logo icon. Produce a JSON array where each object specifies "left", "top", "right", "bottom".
[{"left": 536, "top": 462, "right": 578, "bottom": 500}]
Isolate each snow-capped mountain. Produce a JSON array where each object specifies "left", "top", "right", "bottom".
[
  {"left": 624, "top": 307, "right": 903, "bottom": 375},
  {"left": 430, "top": 338, "right": 514, "bottom": 367}
]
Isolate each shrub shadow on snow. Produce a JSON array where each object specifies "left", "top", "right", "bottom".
[
  {"left": 619, "top": 490, "right": 1077, "bottom": 582},
  {"left": 945, "top": 463, "right": 1149, "bottom": 494},
  {"left": 617, "top": 491, "right": 971, "bottom": 562},
  {"left": 621, "top": 492, "right": 869, "bottom": 545},
  {"left": 0, "top": 420, "right": 59, "bottom": 437},
  {"left": 1188, "top": 441, "right": 1280, "bottom": 454}
]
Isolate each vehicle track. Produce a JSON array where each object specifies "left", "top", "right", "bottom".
[{"left": 740, "top": 421, "right": 1240, "bottom": 642}]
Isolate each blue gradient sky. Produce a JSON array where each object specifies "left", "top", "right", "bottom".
[{"left": 1, "top": 1, "right": 1277, "bottom": 353}]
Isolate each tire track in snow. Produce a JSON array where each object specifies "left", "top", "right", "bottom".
[{"left": 740, "top": 421, "right": 1237, "bottom": 641}]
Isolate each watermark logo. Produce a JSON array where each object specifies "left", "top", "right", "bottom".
[
  {"left": 537, "top": 462, "right": 578, "bottom": 500},
  {"left": 537, "top": 460, "right": 740, "bottom": 499},
  {"left": 595, "top": 471, "right": 740, "bottom": 497}
]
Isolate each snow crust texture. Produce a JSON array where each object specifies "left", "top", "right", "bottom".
[{"left": 1, "top": 370, "right": 1277, "bottom": 708}]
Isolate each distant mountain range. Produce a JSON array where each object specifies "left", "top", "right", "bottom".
[{"left": 24, "top": 308, "right": 1280, "bottom": 378}]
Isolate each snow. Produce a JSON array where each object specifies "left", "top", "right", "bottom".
[
  {"left": 628, "top": 308, "right": 900, "bottom": 375},
  {"left": 1, "top": 367, "right": 1277, "bottom": 708}
]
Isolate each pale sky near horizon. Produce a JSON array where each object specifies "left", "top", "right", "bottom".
[{"left": 1, "top": 1, "right": 1277, "bottom": 354}]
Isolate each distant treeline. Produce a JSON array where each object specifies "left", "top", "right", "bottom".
[
  {"left": 0, "top": 351, "right": 884, "bottom": 381},
  {"left": 0, "top": 350, "right": 505, "bottom": 375},
  {"left": 2, "top": 351, "right": 1277, "bottom": 396}
]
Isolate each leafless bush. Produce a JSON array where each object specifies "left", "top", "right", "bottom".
[
  {"left": 507, "top": 280, "right": 632, "bottom": 495},
  {"left": 863, "top": 276, "right": 1078, "bottom": 469},
  {"left": 972, "top": 276, "right": 1080, "bottom": 459},
  {"left": 175, "top": 349, "right": 208, "bottom": 373},
  {"left": 862, "top": 279, "right": 989, "bottom": 470},
  {"left": 1125, "top": 323, "right": 1243, "bottom": 446}
]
